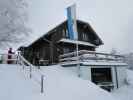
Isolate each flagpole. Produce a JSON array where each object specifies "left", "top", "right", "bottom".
[
  {"left": 76, "top": 37, "right": 80, "bottom": 77},
  {"left": 73, "top": 4, "right": 80, "bottom": 77},
  {"left": 74, "top": 4, "right": 80, "bottom": 77},
  {"left": 67, "top": 4, "right": 80, "bottom": 77}
]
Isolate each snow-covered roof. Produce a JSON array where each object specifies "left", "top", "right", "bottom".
[
  {"left": 60, "top": 61, "right": 127, "bottom": 67},
  {"left": 82, "top": 61, "right": 128, "bottom": 66},
  {"left": 58, "top": 38, "right": 97, "bottom": 47},
  {"left": 22, "top": 19, "right": 103, "bottom": 48}
]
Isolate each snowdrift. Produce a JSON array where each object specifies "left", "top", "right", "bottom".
[
  {"left": 0, "top": 64, "right": 116, "bottom": 100},
  {"left": 126, "top": 69, "right": 133, "bottom": 85},
  {"left": 111, "top": 69, "right": 133, "bottom": 100}
]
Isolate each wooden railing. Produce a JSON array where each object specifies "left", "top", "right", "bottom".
[
  {"left": 59, "top": 50, "right": 125, "bottom": 63},
  {"left": 0, "top": 53, "right": 45, "bottom": 93}
]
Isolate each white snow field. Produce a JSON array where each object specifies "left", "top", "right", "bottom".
[
  {"left": 0, "top": 64, "right": 116, "bottom": 100},
  {"left": 111, "top": 69, "right": 133, "bottom": 100}
]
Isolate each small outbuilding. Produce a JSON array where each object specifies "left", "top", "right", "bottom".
[{"left": 60, "top": 50, "right": 127, "bottom": 91}]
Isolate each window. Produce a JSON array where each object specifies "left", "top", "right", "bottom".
[
  {"left": 82, "top": 33, "right": 88, "bottom": 41},
  {"left": 91, "top": 68, "right": 112, "bottom": 84},
  {"left": 63, "top": 48, "right": 70, "bottom": 54},
  {"left": 62, "top": 28, "right": 69, "bottom": 38},
  {"left": 62, "top": 29, "right": 65, "bottom": 38},
  {"left": 65, "top": 29, "right": 69, "bottom": 38}
]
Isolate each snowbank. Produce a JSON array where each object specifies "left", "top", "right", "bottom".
[
  {"left": 111, "top": 69, "right": 133, "bottom": 100},
  {"left": 0, "top": 64, "right": 116, "bottom": 100},
  {"left": 126, "top": 69, "right": 133, "bottom": 85},
  {"left": 112, "top": 85, "right": 133, "bottom": 100},
  {"left": 41, "top": 65, "right": 116, "bottom": 100}
]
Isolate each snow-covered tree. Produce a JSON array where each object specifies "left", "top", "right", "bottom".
[
  {"left": 124, "top": 53, "right": 133, "bottom": 69},
  {"left": 110, "top": 48, "right": 118, "bottom": 55},
  {"left": 0, "top": 0, "right": 31, "bottom": 49}
]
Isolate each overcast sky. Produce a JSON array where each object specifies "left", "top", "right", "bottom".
[{"left": 27, "top": 0, "right": 133, "bottom": 53}]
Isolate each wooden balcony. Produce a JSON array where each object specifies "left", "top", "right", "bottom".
[{"left": 59, "top": 50, "right": 125, "bottom": 64}]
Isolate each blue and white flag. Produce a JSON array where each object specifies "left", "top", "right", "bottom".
[{"left": 67, "top": 4, "right": 78, "bottom": 40}]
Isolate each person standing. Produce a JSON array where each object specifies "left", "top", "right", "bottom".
[{"left": 7, "top": 48, "right": 14, "bottom": 64}]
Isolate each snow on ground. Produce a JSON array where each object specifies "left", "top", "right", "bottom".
[
  {"left": 41, "top": 65, "right": 116, "bottom": 100},
  {"left": 0, "top": 64, "right": 40, "bottom": 100},
  {"left": 111, "top": 85, "right": 133, "bottom": 100},
  {"left": 111, "top": 69, "right": 133, "bottom": 100},
  {"left": 0, "top": 64, "right": 116, "bottom": 100}
]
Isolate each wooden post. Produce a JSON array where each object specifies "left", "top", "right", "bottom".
[
  {"left": 41, "top": 75, "right": 44, "bottom": 93},
  {"left": 29, "top": 65, "right": 32, "bottom": 78},
  {"left": 22, "top": 63, "right": 25, "bottom": 70}
]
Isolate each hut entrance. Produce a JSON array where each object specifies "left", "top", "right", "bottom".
[{"left": 91, "top": 68, "right": 113, "bottom": 91}]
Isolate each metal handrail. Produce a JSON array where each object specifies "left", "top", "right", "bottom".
[
  {"left": 18, "top": 54, "right": 33, "bottom": 78},
  {"left": 17, "top": 53, "right": 45, "bottom": 93}
]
